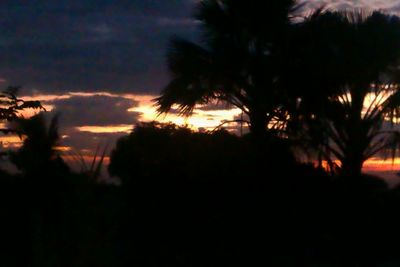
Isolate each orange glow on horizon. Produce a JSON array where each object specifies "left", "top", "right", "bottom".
[
  {"left": 76, "top": 125, "right": 133, "bottom": 133},
  {"left": 363, "top": 158, "right": 400, "bottom": 172},
  {"left": 4, "top": 90, "right": 399, "bottom": 176},
  {"left": 0, "top": 135, "right": 23, "bottom": 148},
  {"left": 128, "top": 96, "right": 243, "bottom": 131},
  {"left": 54, "top": 146, "right": 72, "bottom": 152},
  {"left": 318, "top": 158, "right": 400, "bottom": 173}
]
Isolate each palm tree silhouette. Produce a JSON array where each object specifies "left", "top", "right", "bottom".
[
  {"left": 156, "top": 0, "right": 302, "bottom": 137},
  {"left": 289, "top": 11, "right": 400, "bottom": 177},
  {"left": 10, "top": 113, "right": 68, "bottom": 176},
  {"left": 8, "top": 113, "right": 71, "bottom": 266}
]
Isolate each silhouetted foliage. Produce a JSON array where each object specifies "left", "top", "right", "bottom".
[
  {"left": 10, "top": 113, "right": 69, "bottom": 176},
  {"left": 286, "top": 10, "right": 400, "bottom": 176},
  {"left": 109, "top": 121, "right": 297, "bottom": 184},
  {"left": 69, "top": 144, "right": 108, "bottom": 182},
  {"left": 0, "top": 86, "right": 43, "bottom": 133},
  {"left": 0, "top": 86, "right": 43, "bottom": 161},
  {"left": 156, "top": 0, "right": 303, "bottom": 136},
  {"left": 110, "top": 122, "right": 232, "bottom": 180},
  {"left": 106, "top": 122, "right": 400, "bottom": 266}
]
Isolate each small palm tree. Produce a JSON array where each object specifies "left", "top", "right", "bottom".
[
  {"left": 10, "top": 113, "right": 69, "bottom": 176},
  {"left": 156, "top": 0, "right": 302, "bottom": 136}
]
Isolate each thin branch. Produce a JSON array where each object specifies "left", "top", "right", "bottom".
[{"left": 212, "top": 119, "right": 250, "bottom": 132}]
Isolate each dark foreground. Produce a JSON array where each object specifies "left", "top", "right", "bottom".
[
  {"left": 2, "top": 129, "right": 400, "bottom": 266},
  {"left": 3, "top": 171, "right": 400, "bottom": 266}
]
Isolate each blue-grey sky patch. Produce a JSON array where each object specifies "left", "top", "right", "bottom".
[{"left": 0, "top": 0, "right": 197, "bottom": 94}]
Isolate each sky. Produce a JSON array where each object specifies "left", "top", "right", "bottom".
[
  {"left": 2, "top": 0, "right": 399, "bottom": 95},
  {"left": 0, "top": 0, "right": 198, "bottom": 93},
  {"left": 1, "top": 0, "right": 400, "bottom": 176}
]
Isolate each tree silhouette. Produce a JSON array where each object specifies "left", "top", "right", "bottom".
[
  {"left": 10, "top": 113, "right": 69, "bottom": 176},
  {"left": 0, "top": 87, "right": 42, "bottom": 131},
  {"left": 0, "top": 86, "right": 43, "bottom": 159},
  {"left": 155, "top": 0, "right": 303, "bottom": 137},
  {"left": 108, "top": 121, "right": 249, "bottom": 184},
  {"left": 287, "top": 11, "right": 400, "bottom": 176}
]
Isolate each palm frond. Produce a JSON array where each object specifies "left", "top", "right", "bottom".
[
  {"left": 68, "top": 144, "right": 108, "bottom": 182},
  {"left": 155, "top": 38, "right": 220, "bottom": 116}
]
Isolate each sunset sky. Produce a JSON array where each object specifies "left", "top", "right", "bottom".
[{"left": 1, "top": 0, "right": 400, "bottom": 176}]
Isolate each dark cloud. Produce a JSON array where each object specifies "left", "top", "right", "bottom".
[
  {"left": 50, "top": 94, "right": 140, "bottom": 127},
  {"left": 300, "top": 0, "right": 399, "bottom": 13},
  {"left": 31, "top": 93, "right": 139, "bottom": 154},
  {"left": 0, "top": 0, "right": 198, "bottom": 94}
]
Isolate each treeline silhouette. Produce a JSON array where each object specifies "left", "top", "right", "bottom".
[
  {"left": 2, "top": 0, "right": 400, "bottom": 266},
  {"left": 2, "top": 120, "right": 400, "bottom": 266}
]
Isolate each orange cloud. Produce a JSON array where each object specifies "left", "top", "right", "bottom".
[
  {"left": 76, "top": 125, "right": 133, "bottom": 134},
  {"left": 0, "top": 135, "right": 23, "bottom": 148}
]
